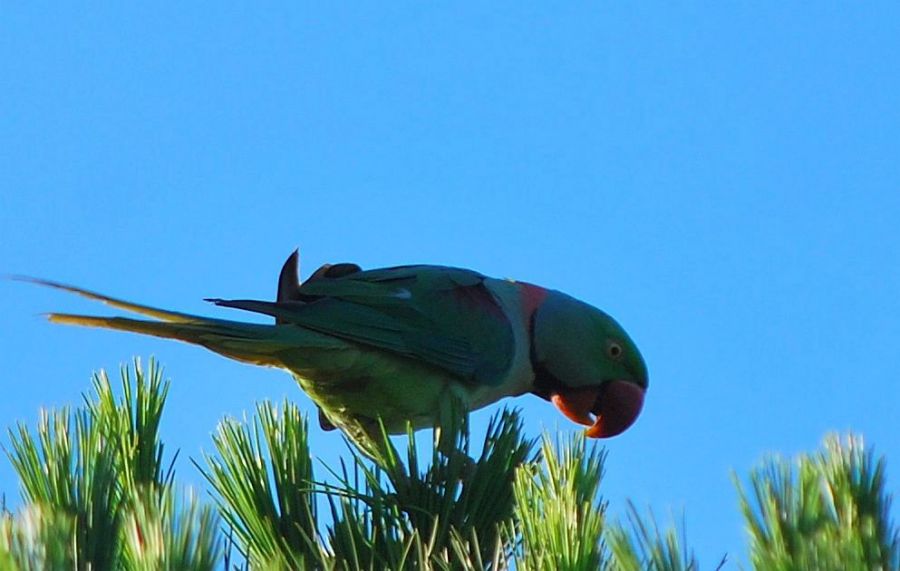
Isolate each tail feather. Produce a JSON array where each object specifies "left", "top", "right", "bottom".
[
  {"left": 16, "top": 277, "right": 195, "bottom": 323},
  {"left": 47, "top": 312, "right": 285, "bottom": 367},
  {"left": 19, "top": 276, "right": 291, "bottom": 367}
]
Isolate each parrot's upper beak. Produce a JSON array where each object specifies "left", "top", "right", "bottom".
[{"left": 551, "top": 380, "right": 645, "bottom": 438}]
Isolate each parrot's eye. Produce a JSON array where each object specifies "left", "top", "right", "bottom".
[{"left": 607, "top": 342, "right": 623, "bottom": 360}]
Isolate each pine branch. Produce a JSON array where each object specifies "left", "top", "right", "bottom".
[
  {"left": 511, "top": 433, "right": 608, "bottom": 571},
  {"left": 3, "top": 358, "right": 221, "bottom": 570},
  {"left": 737, "top": 433, "right": 900, "bottom": 570}
]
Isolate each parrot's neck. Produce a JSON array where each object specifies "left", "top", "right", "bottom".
[
  {"left": 464, "top": 279, "right": 549, "bottom": 409},
  {"left": 515, "top": 282, "right": 561, "bottom": 402}
]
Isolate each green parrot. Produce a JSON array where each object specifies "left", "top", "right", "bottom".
[{"left": 26, "top": 251, "right": 648, "bottom": 457}]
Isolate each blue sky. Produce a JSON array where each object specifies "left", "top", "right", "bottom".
[{"left": 2, "top": 3, "right": 899, "bottom": 565}]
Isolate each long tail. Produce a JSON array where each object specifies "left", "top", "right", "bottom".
[{"left": 20, "top": 277, "right": 288, "bottom": 367}]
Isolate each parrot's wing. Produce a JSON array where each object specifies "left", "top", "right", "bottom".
[{"left": 210, "top": 265, "right": 515, "bottom": 385}]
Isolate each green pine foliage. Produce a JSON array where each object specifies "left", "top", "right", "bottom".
[
  {"left": 201, "top": 400, "right": 318, "bottom": 568},
  {"left": 3, "top": 360, "right": 222, "bottom": 570},
  {"left": 737, "top": 435, "right": 900, "bottom": 570},
  {"left": 1, "top": 359, "right": 897, "bottom": 570},
  {"left": 512, "top": 434, "right": 608, "bottom": 570},
  {"left": 607, "top": 503, "right": 704, "bottom": 571}
]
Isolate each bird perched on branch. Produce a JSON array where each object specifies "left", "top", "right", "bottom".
[{"left": 24, "top": 251, "right": 648, "bottom": 458}]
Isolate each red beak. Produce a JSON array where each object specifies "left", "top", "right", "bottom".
[{"left": 550, "top": 380, "right": 645, "bottom": 438}]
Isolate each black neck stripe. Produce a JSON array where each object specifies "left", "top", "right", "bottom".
[{"left": 528, "top": 310, "right": 565, "bottom": 401}]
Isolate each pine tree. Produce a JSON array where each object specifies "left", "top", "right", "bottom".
[{"left": 2, "top": 359, "right": 897, "bottom": 570}]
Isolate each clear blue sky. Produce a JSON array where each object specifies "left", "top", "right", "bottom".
[{"left": 2, "top": 3, "right": 899, "bottom": 565}]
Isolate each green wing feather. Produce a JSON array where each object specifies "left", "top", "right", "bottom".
[{"left": 210, "top": 265, "right": 515, "bottom": 385}]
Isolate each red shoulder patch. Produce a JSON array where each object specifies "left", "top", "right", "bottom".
[{"left": 517, "top": 282, "right": 549, "bottom": 321}]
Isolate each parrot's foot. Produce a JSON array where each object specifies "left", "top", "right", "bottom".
[{"left": 318, "top": 407, "right": 337, "bottom": 431}]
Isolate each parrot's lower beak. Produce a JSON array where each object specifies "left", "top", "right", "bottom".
[{"left": 550, "top": 380, "right": 645, "bottom": 438}]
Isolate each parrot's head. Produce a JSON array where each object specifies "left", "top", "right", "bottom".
[{"left": 531, "top": 290, "right": 648, "bottom": 438}]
